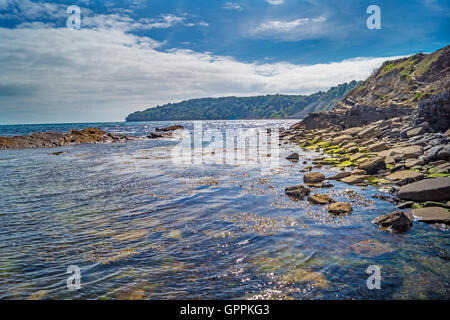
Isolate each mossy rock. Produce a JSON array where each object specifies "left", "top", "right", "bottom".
[
  {"left": 427, "top": 173, "right": 450, "bottom": 178},
  {"left": 338, "top": 160, "right": 357, "bottom": 168}
]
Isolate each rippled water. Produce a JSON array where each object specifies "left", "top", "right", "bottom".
[{"left": 0, "top": 120, "right": 448, "bottom": 300}]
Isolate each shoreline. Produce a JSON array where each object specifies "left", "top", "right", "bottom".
[{"left": 281, "top": 115, "right": 450, "bottom": 232}]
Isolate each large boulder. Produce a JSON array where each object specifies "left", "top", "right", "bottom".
[
  {"left": 386, "top": 170, "right": 424, "bottom": 185},
  {"left": 412, "top": 207, "right": 450, "bottom": 224},
  {"left": 358, "top": 157, "right": 386, "bottom": 174},
  {"left": 372, "top": 210, "right": 413, "bottom": 232},
  {"left": 398, "top": 177, "right": 450, "bottom": 201},
  {"left": 303, "top": 172, "right": 326, "bottom": 183}
]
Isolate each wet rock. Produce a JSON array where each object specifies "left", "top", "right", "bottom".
[
  {"left": 147, "top": 132, "right": 164, "bottom": 139},
  {"left": 386, "top": 170, "right": 425, "bottom": 185},
  {"left": 307, "top": 193, "right": 336, "bottom": 205},
  {"left": 155, "top": 125, "right": 185, "bottom": 132},
  {"left": 305, "top": 181, "right": 334, "bottom": 188},
  {"left": 398, "top": 177, "right": 450, "bottom": 201},
  {"left": 372, "top": 210, "right": 413, "bottom": 233},
  {"left": 340, "top": 175, "right": 370, "bottom": 185},
  {"left": 412, "top": 207, "right": 450, "bottom": 224},
  {"left": 327, "top": 202, "right": 353, "bottom": 216},
  {"left": 359, "top": 157, "right": 386, "bottom": 174},
  {"left": 303, "top": 172, "right": 326, "bottom": 183},
  {"left": 397, "top": 201, "right": 414, "bottom": 209},
  {"left": 285, "top": 185, "right": 311, "bottom": 200},
  {"left": 0, "top": 127, "right": 133, "bottom": 150},
  {"left": 286, "top": 152, "right": 300, "bottom": 161}
]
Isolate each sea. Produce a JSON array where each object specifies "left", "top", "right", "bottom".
[{"left": 0, "top": 120, "right": 448, "bottom": 299}]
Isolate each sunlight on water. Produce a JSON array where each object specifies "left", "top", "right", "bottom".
[{"left": 0, "top": 120, "right": 448, "bottom": 300}]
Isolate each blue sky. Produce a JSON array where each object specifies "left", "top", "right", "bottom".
[{"left": 0, "top": 0, "right": 449, "bottom": 124}]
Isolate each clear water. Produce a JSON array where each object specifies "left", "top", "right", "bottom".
[{"left": 0, "top": 120, "right": 448, "bottom": 300}]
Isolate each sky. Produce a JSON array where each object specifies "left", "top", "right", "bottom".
[{"left": 0, "top": 0, "right": 448, "bottom": 124}]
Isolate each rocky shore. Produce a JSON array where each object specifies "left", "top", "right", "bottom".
[
  {"left": 0, "top": 126, "right": 184, "bottom": 150},
  {"left": 281, "top": 111, "right": 450, "bottom": 232}
]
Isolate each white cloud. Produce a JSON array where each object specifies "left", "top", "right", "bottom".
[
  {"left": 255, "top": 16, "right": 327, "bottom": 32},
  {"left": 0, "top": 26, "right": 403, "bottom": 123},
  {"left": 250, "top": 16, "right": 331, "bottom": 41},
  {"left": 266, "top": 0, "right": 284, "bottom": 5},
  {"left": 223, "top": 2, "right": 242, "bottom": 10}
]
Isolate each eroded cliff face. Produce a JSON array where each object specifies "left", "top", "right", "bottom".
[{"left": 299, "top": 45, "right": 450, "bottom": 130}]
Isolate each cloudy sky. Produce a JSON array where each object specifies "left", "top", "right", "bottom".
[{"left": 0, "top": 0, "right": 448, "bottom": 124}]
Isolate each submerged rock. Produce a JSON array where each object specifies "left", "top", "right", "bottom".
[
  {"left": 398, "top": 177, "right": 450, "bottom": 201},
  {"left": 327, "top": 202, "right": 353, "bottom": 216},
  {"left": 285, "top": 185, "right": 311, "bottom": 200},
  {"left": 372, "top": 210, "right": 413, "bottom": 233},
  {"left": 347, "top": 239, "right": 393, "bottom": 258}
]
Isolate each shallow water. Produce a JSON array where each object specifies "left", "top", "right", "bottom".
[{"left": 0, "top": 120, "right": 448, "bottom": 300}]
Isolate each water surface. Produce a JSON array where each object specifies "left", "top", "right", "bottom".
[{"left": 0, "top": 120, "right": 448, "bottom": 300}]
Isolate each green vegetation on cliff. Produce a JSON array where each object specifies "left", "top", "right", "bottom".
[{"left": 125, "top": 81, "right": 360, "bottom": 121}]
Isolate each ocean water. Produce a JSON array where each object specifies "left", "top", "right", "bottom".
[{"left": 0, "top": 120, "right": 448, "bottom": 300}]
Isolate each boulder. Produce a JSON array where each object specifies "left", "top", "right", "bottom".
[
  {"left": 303, "top": 172, "right": 326, "bottom": 183},
  {"left": 331, "top": 135, "right": 352, "bottom": 145},
  {"left": 155, "top": 125, "right": 185, "bottom": 132},
  {"left": 368, "top": 142, "right": 388, "bottom": 152},
  {"left": 398, "top": 177, "right": 450, "bottom": 201},
  {"left": 307, "top": 193, "right": 336, "bottom": 205},
  {"left": 412, "top": 207, "right": 450, "bottom": 224},
  {"left": 286, "top": 152, "right": 300, "bottom": 161},
  {"left": 386, "top": 170, "right": 424, "bottom": 185},
  {"left": 378, "top": 145, "right": 424, "bottom": 159},
  {"left": 328, "top": 172, "right": 352, "bottom": 180},
  {"left": 285, "top": 185, "right": 311, "bottom": 200},
  {"left": 359, "top": 157, "right": 386, "bottom": 174},
  {"left": 340, "top": 175, "right": 370, "bottom": 185},
  {"left": 351, "top": 169, "right": 367, "bottom": 175},
  {"left": 327, "top": 202, "right": 353, "bottom": 216},
  {"left": 371, "top": 210, "right": 413, "bottom": 232},
  {"left": 437, "top": 146, "right": 450, "bottom": 161},
  {"left": 406, "top": 127, "right": 424, "bottom": 138}
]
